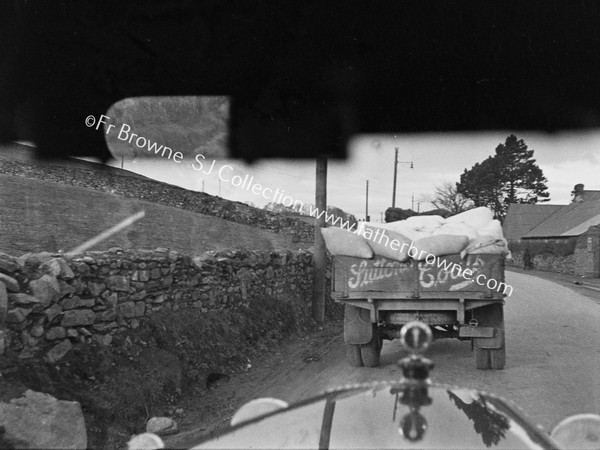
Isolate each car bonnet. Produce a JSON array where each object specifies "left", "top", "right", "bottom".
[{"left": 192, "top": 381, "right": 560, "bottom": 449}]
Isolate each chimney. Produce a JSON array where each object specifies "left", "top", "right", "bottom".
[{"left": 571, "top": 183, "right": 585, "bottom": 203}]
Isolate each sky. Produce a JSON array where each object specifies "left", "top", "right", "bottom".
[{"left": 104, "top": 130, "right": 600, "bottom": 222}]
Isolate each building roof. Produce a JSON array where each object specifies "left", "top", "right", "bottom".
[
  {"left": 523, "top": 199, "right": 600, "bottom": 238},
  {"left": 503, "top": 203, "right": 564, "bottom": 241},
  {"left": 575, "top": 190, "right": 600, "bottom": 202}
]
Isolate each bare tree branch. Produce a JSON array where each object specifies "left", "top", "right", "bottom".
[{"left": 422, "top": 182, "right": 474, "bottom": 215}]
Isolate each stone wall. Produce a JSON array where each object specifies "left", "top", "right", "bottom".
[
  {"left": 0, "top": 248, "right": 315, "bottom": 362},
  {"left": 573, "top": 225, "right": 600, "bottom": 277},
  {"left": 508, "top": 245, "right": 576, "bottom": 275},
  {"left": 538, "top": 253, "right": 575, "bottom": 274},
  {"left": 507, "top": 227, "right": 600, "bottom": 277}
]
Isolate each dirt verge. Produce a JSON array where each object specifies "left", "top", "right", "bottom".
[{"left": 162, "top": 320, "right": 343, "bottom": 449}]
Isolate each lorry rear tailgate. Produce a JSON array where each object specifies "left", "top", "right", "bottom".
[{"left": 332, "top": 254, "right": 506, "bottom": 298}]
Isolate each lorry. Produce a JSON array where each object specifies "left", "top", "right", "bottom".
[{"left": 330, "top": 252, "right": 507, "bottom": 369}]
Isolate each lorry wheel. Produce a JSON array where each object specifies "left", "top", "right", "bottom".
[
  {"left": 360, "top": 327, "right": 382, "bottom": 367},
  {"left": 345, "top": 344, "right": 363, "bottom": 367},
  {"left": 474, "top": 347, "right": 490, "bottom": 370},
  {"left": 490, "top": 346, "right": 505, "bottom": 370}
]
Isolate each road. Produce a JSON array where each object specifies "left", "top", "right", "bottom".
[{"left": 167, "top": 270, "right": 600, "bottom": 447}]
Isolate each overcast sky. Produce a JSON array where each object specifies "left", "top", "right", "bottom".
[{"left": 106, "top": 130, "right": 600, "bottom": 222}]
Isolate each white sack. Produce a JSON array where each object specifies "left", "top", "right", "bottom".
[
  {"left": 432, "top": 222, "right": 478, "bottom": 240},
  {"left": 359, "top": 224, "right": 412, "bottom": 262},
  {"left": 460, "top": 236, "right": 509, "bottom": 257},
  {"left": 411, "top": 234, "right": 469, "bottom": 260},
  {"left": 403, "top": 215, "right": 446, "bottom": 231},
  {"left": 320, "top": 227, "right": 373, "bottom": 258},
  {"left": 418, "top": 226, "right": 442, "bottom": 235},
  {"left": 360, "top": 221, "right": 428, "bottom": 241},
  {"left": 446, "top": 207, "right": 494, "bottom": 229},
  {"left": 477, "top": 219, "right": 504, "bottom": 239}
]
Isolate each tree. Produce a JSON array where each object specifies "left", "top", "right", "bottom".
[
  {"left": 456, "top": 135, "right": 550, "bottom": 221},
  {"left": 326, "top": 206, "right": 358, "bottom": 229},
  {"left": 422, "top": 182, "right": 474, "bottom": 215}
]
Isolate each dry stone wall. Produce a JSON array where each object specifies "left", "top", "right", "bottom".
[
  {"left": 508, "top": 252, "right": 576, "bottom": 275},
  {"left": 0, "top": 248, "right": 314, "bottom": 362},
  {"left": 507, "top": 226, "right": 600, "bottom": 277}
]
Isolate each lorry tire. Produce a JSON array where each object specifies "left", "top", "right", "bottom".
[
  {"left": 360, "top": 326, "right": 382, "bottom": 367},
  {"left": 346, "top": 344, "right": 363, "bottom": 367},
  {"left": 474, "top": 347, "right": 491, "bottom": 370},
  {"left": 490, "top": 346, "right": 505, "bottom": 370}
]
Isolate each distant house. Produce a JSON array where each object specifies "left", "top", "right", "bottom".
[
  {"left": 502, "top": 203, "right": 563, "bottom": 243},
  {"left": 502, "top": 184, "right": 600, "bottom": 277},
  {"left": 521, "top": 200, "right": 600, "bottom": 242},
  {"left": 504, "top": 185, "right": 600, "bottom": 243}
]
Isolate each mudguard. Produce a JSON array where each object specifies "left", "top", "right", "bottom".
[
  {"left": 343, "top": 304, "right": 373, "bottom": 345},
  {"left": 472, "top": 303, "right": 505, "bottom": 349}
]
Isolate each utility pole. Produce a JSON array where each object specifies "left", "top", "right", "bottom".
[
  {"left": 365, "top": 180, "right": 370, "bottom": 221},
  {"left": 392, "top": 147, "right": 398, "bottom": 207},
  {"left": 392, "top": 147, "right": 414, "bottom": 208},
  {"left": 219, "top": 179, "right": 221, "bottom": 197},
  {"left": 202, "top": 180, "right": 205, "bottom": 193},
  {"left": 411, "top": 192, "right": 414, "bottom": 211},
  {"left": 313, "top": 156, "right": 327, "bottom": 323}
]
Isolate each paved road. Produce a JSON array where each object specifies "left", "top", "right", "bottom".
[
  {"left": 167, "top": 271, "right": 600, "bottom": 447},
  {"left": 235, "top": 271, "right": 600, "bottom": 433}
]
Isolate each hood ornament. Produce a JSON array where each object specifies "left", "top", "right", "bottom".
[{"left": 392, "top": 321, "right": 434, "bottom": 442}]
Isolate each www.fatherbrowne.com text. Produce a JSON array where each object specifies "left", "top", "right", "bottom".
[{"left": 86, "top": 114, "right": 511, "bottom": 296}]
